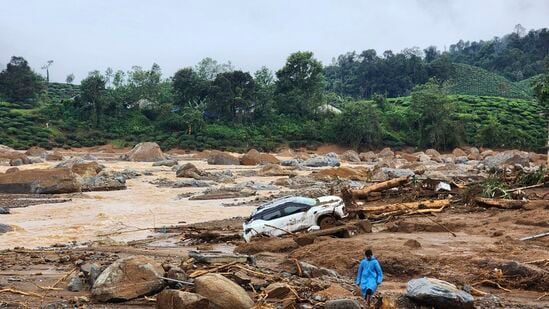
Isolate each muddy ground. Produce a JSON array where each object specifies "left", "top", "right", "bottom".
[{"left": 0, "top": 147, "right": 547, "bottom": 308}]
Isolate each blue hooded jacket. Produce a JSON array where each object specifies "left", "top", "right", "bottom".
[{"left": 355, "top": 256, "right": 383, "bottom": 296}]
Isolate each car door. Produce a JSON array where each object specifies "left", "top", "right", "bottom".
[
  {"left": 257, "top": 206, "right": 288, "bottom": 237},
  {"left": 280, "top": 202, "right": 313, "bottom": 232}
]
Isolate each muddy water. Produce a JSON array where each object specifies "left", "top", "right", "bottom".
[{"left": 0, "top": 159, "right": 262, "bottom": 249}]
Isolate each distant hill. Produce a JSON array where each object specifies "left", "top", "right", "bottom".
[
  {"left": 47, "top": 82, "right": 79, "bottom": 102},
  {"left": 447, "top": 64, "right": 532, "bottom": 99}
]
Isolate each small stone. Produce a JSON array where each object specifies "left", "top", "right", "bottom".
[
  {"left": 68, "top": 276, "right": 85, "bottom": 292},
  {"left": 0, "top": 207, "right": 10, "bottom": 214}
]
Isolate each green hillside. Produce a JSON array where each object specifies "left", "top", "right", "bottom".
[
  {"left": 387, "top": 94, "right": 545, "bottom": 149},
  {"left": 514, "top": 74, "right": 541, "bottom": 97},
  {"left": 46, "top": 82, "right": 80, "bottom": 102},
  {"left": 447, "top": 64, "right": 532, "bottom": 99}
]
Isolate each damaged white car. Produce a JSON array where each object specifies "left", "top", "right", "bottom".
[{"left": 242, "top": 195, "right": 346, "bottom": 242}]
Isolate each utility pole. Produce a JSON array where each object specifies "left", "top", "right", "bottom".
[{"left": 41, "top": 60, "right": 54, "bottom": 83}]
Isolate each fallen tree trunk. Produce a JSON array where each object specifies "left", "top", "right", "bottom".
[
  {"left": 475, "top": 197, "right": 549, "bottom": 209},
  {"left": 351, "top": 176, "right": 409, "bottom": 199},
  {"left": 352, "top": 199, "right": 450, "bottom": 215}
]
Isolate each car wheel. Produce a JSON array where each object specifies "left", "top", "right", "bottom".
[{"left": 318, "top": 215, "right": 336, "bottom": 229}]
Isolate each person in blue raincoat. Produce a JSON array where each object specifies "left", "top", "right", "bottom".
[{"left": 355, "top": 248, "right": 383, "bottom": 307}]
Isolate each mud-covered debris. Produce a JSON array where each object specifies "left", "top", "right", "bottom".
[
  {"left": 189, "top": 250, "right": 250, "bottom": 264},
  {"left": 194, "top": 273, "right": 254, "bottom": 309},
  {"left": 258, "top": 164, "right": 297, "bottom": 176},
  {"left": 298, "top": 261, "right": 340, "bottom": 278},
  {"left": 406, "top": 277, "right": 474, "bottom": 309},
  {"left": 324, "top": 299, "right": 361, "bottom": 309},
  {"left": 91, "top": 255, "right": 165, "bottom": 302},
  {"left": 264, "top": 282, "right": 292, "bottom": 299}
]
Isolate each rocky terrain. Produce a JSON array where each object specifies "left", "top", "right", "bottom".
[{"left": 0, "top": 143, "right": 547, "bottom": 308}]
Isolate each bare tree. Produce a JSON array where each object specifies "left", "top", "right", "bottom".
[{"left": 41, "top": 60, "right": 54, "bottom": 82}]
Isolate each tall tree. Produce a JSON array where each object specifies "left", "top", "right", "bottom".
[
  {"left": 172, "top": 67, "right": 208, "bottom": 106},
  {"left": 253, "top": 66, "right": 275, "bottom": 120},
  {"left": 207, "top": 70, "right": 256, "bottom": 122},
  {"left": 408, "top": 79, "right": 460, "bottom": 149},
  {"left": 79, "top": 71, "right": 107, "bottom": 127},
  {"left": 0, "top": 56, "right": 44, "bottom": 104},
  {"left": 533, "top": 64, "right": 549, "bottom": 166},
  {"left": 275, "top": 51, "right": 325, "bottom": 117},
  {"left": 65, "top": 73, "right": 75, "bottom": 84}
]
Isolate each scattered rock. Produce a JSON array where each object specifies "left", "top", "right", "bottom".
[
  {"left": 400, "top": 153, "right": 419, "bottom": 163},
  {"left": 9, "top": 158, "right": 23, "bottom": 166},
  {"left": 467, "top": 147, "right": 481, "bottom": 160},
  {"left": 0, "top": 207, "right": 10, "bottom": 214},
  {"left": 258, "top": 164, "right": 297, "bottom": 177},
  {"left": 240, "top": 149, "right": 279, "bottom": 165},
  {"left": 264, "top": 282, "right": 292, "bottom": 299},
  {"left": 324, "top": 299, "right": 361, "bottom": 309},
  {"left": 454, "top": 156, "right": 468, "bottom": 164},
  {"left": 80, "top": 263, "right": 102, "bottom": 285},
  {"left": 378, "top": 147, "right": 395, "bottom": 159},
  {"left": 303, "top": 152, "right": 340, "bottom": 167},
  {"left": 404, "top": 239, "right": 422, "bottom": 249},
  {"left": 281, "top": 159, "right": 303, "bottom": 166},
  {"left": 166, "top": 267, "right": 188, "bottom": 288},
  {"left": 207, "top": 151, "right": 241, "bottom": 165},
  {"left": 0, "top": 223, "right": 13, "bottom": 233},
  {"left": 123, "top": 142, "right": 166, "bottom": 162},
  {"left": 156, "top": 290, "right": 210, "bottom": 309},
  {"left": 298, "top": 261, "right": 339, "bottom": 278},
  {"left": 5, "top": 167, "right": 19, "bottom": 173},
  {"left": 359, "top": 151, "right": 376, "bottom": 162},
  {"left": 25, "top": 146, "right": 47, "bottom": 157},
  {"left": 341, "top": 150, "right": 360, "bottom": 162},
  {"left": 483, "top": 150, "right": 531, "bottom": 169},
  {"left": 153, "top": 159, "right": 178, "bottom": 167},
  {"left": 68, "top": 275, "right": 85, "bottom": 292},
  {"left": 452, "top": 148, "right": 467, "bottom": 157},
  {"left": 45, "top": 151, "right": 64, "bottom": 161},
  {"left": 91, "top": 255, "right": 165, "bottom": 302},
  {"left": 194, "top": 273, "right": 254, "bottom": 309},
  {"left": 175, "top": 163, "right": 208, "bottom": 179},
  {"left": 80, "top": 173, "right": 126, "bottom": 191},
  {"left": 82, "top": 154, "right": 98, "bottom": 160},
  {"left": 0, "top": 168, "right": 80, "bottom": 194},
  {"left": 0, "top": 148, "right": 30, "bottom": 164},
  {"left": 406, "top": 277, "right": 474, "bottom": 309}
]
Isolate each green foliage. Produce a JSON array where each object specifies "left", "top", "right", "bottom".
[
  {"left": 276, "top": 51, "right": 325, "bottom": 117},
  {"left": 332, "top": 101, "right": 382, "bottom": 148},
  {"left": 408, "top": 80, "right": 461, "bottom": 149},
  {"left": 447, "top": 64, "right": 532, "bottom": 99},
  {"left": 0, "top": 56, "right": 45, "bottom": 104}
]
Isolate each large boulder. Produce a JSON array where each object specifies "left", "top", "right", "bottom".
[
  {"left": 483, "top": 150, "right": 531, "bottom": 169},
  {"left": 156, "top": 290, "right": 210, "bottom": 309},
  {"left": 45, "top": 151, "right": 64, "bottom": 161},
  {"left": 0, "top": 168, "right": 80, "bottom": 194},
  {"left": 207, "top": 151, "right": 241, "bottom": 165},
  {"left": 80, "top": 174, "right": 126, "bottom": 191},
  {"left": 240, "top": 149, "right": 279, "bottom": 165},
  {"left": 56, "top": 159, "right": 103, "bottom": 177},
  {"left": 25, "top": 146, "right": 47, "bottom": 157},
  {"left": 359, "top": 151, "right": 376, "bottom": 162},
  {"left": 303, "top": 152, "right": 340, "bottom": 167},
  {"left": 467, "top": 147, "right": 481, "bottom": 160},
  {"left": 124, "top": 142, "right": 165, "bottom": 162},
  {"left": 194, "top": 273, "right": 254, "bottom": 309},
  {"left": 0, "top": 148, "right": 30, "bottom": 165},
  {"left": 341, "top": 150, "right": 360, "bottom": 163},
  {"left": 378, "top": 147, "right": 395, "bottom": 159},
  {"left": 91, "top": 256, "right": 165, "bottom": 302},
  {"left": 452, "top": 148, "right": 467, "bottom": 157},
  {"left": 406, "top": 277, "right": 474, "bottom": 309}
]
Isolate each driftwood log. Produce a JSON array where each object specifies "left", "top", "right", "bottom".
[
  {"left": 351, "top": 176, "right": 410, "bottom": 199},
  {"left": 354, "top": 199, "right": 450, "bottom": 215}
]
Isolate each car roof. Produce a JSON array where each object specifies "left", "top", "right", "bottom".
[{"left": 251, "top": 196, "right": 317, "bottom": 217}]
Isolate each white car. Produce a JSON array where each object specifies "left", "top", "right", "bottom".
[{"left": 242, "top": 195, "right": 346, "bottom": 242}]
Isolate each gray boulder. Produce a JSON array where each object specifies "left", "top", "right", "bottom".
[
  {"left": 80, "top": 173, "right": 126, "bottom": 191},
  {"left": 0, "top": 223, "right": 13, "bottom": 233},
  {"left": 153, "top": 159, "right": 178, "bottom": 167},
  {"left": 303, "top": 152, "right": 340, "bottom": 167},
  {"left": 281, "top": 159, "right": 303, "bottom": 167},
  {"left": 91, "top": 255, "right": 165, "bottom": 302},
  {"left": 324, "top": 299, "right": 361, "bottom": 309},
  {"left": 0, "top": 207, "right": 10, "bottom": 214},
  {"left": 406, "top": 277, "right": 474, "bottom": 309},
  {"left": 341, "top": 150, "right": 360, "bottom": 162},
  {"left": 483, "top": 150, "right": 531, "bottom": 169}
]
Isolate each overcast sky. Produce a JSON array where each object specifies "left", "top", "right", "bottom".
[{"left": 1, "top": 0, "right": 548, "bottom": 83}]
